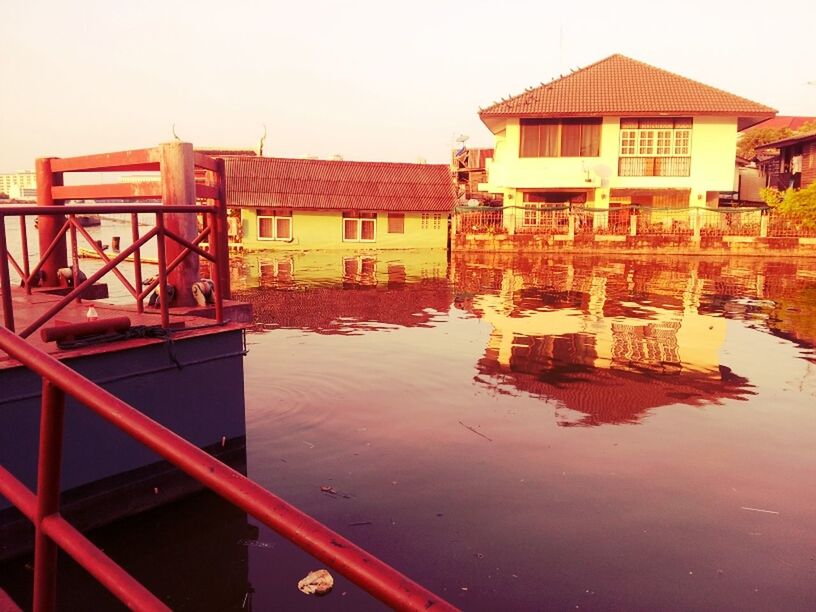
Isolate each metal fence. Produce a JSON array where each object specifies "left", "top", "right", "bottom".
[{"left": 454, "top": 205, "right": 816, "bottom": 240}]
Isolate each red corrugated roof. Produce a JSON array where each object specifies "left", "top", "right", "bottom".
[
  {"left": 746, "top": 116, "right": 816, "bottom": 132},
  {"left": 479, "top": 54, "right": 776, "bottom": 120},
  {"left": 756, "top": 129, "right": 816, "bottom": 150},
  {"left": 224, "top": 157, "right": 457, "bottom": 212}
]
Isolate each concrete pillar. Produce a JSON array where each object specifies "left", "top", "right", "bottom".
[
  {"left": 160, "top": 141, "right": 199, "bottom": 306},
  {"left": 35, "top": 158, "right": 67, "bottom": 287}
]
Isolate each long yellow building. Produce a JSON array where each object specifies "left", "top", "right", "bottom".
[{"left": 223, "top": 157, "right": 456, "bottom": 250}]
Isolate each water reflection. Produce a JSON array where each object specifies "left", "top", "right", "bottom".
[
  {"left": 232, "top": 250, "right": 451, "bottom": 335},
  {"left": 454, "top": 257, "right": 758, "bottom": 425}
]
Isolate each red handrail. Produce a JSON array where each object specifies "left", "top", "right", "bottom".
[{"left": 0, "top": 326, "right": 457, "bottom": 611}]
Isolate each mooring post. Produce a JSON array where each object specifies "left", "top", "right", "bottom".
[
  {"left": 160, "top": 142, "right": 199, "bottom": 307},
  {"left": 35, "top": 158, "right": 67, "bottom": 287}
]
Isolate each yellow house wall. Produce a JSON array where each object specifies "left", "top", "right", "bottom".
[
  {"left": 239, "top": 209, "right": 448, "bottom": 250},
  {"left": 482, "top": 116, "right": 739, "bottom": 207}
]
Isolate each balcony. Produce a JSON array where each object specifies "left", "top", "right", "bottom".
[{"left": 618, "top": 157, "right": 691, "bottom": 177}]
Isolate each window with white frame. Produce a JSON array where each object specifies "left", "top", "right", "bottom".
[
  {"left": 257, "top": 209, "right": 292, "bottom": 241},
  {"left": 619, "top": 118, "right": 692, "bottom": 177},
  {"left": 619, "top": 118, "right": 692, "bottom": 157},
  {"left": 342, "top": 211, "right": 377, "bottom": 242}
]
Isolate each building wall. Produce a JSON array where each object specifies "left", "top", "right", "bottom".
[
  {"left": 482, "top": 116, "right": 738, "bottom": 207},
  {"left": 803, "top": 141, "right": 816, "bottom": 189},
  {"left": 238, "top": 209, "right": 449, "bottom": 250},
  {"left": 0, "top": 171, "right": 36, "bottom": 197}
]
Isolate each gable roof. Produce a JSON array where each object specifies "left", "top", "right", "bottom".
[
  {"left": 479, "top": 54, "right": 776, "bottom": 129},
  {"left": 224, "top": 157, "right": 456, "bottom": 212}
]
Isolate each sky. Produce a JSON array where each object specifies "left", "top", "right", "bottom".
[{"left": 2, "top": 0, "right": 815, "bottom": 172}]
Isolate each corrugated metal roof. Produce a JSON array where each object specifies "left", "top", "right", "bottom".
[
  {"left": 225, "top": 157, "right": 457, "bottom": 212},
  {"left": 479, "top": 54, "right": 777, "bottom": 119}
]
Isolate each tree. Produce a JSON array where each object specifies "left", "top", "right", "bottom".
[
  {"left": 762, "top": 182, "right": 816, "bottom": 228},
  {"left": 737, "top": 127, "right": 791, "bottom": 159},
  {"left": 795, "top": 119, "right": 816, "bottom": 134}
]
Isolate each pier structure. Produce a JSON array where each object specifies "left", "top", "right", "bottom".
[{"left": 0, "top": 144, "right": 454, "bottom": 610}]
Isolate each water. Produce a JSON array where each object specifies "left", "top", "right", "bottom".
[{"left": 2, "top": 243, "right": 816, "bottom": 610}]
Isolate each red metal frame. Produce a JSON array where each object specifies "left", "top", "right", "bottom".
[
  {"left": 0, "top": 145, "right": 233, "bottom": 336},
  {"left": 0, "top": 326, "right": 456, "bottom": 611}
]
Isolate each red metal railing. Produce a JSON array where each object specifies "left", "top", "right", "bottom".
[
  {"left": 0, "top": 144, "right": 231, "bottom": 336},
  {"left": 0, "top": 326, "right": 456, "bottom": 611},
  {"left": 0, "top": 204, "right": 224, "bottom": 336}
]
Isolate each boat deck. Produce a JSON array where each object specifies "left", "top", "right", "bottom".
[{"left": 0, "top": 285, "right": 250, "bottom": 370}]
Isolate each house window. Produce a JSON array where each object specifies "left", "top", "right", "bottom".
[
  {"left": 388, "top": 213, "right": 405, "bottom": 233},
  {"left": 619, "top": 118, "right": 693, "bottom": 176},
  {"left": 520, "top": 119, "right": 601, "bottom": 157},
  {"left": 421, "top": 213, "right": 430, "bottom": 229},
  {"left": 342, "top": 212, "right": 377, "bottom": 242},
  {"left": 257, "top": 209, "right": 292, "bottom": 241},
  {"left": 433, "top": 213, "right": 442, "bottom": 229}
]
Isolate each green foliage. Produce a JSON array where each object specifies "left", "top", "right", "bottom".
[
  {"left": 763, "top": 182, "right": 816, "bottom": 228},
  {"left": 737, "top": 127, "right": 791, "bottom": 159}
]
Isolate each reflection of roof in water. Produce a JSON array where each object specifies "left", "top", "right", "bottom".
[
  {"left": 476, "top": 356, "right": 754, "bottom": 427},
  {"left": 234, "top": 280, "right": 452, "bottom": 335}
]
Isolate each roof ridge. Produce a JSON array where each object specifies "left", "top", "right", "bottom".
[
  {"left": 481, "top": 54, "right": 621, "bottom": 112},
  {"left": 479, "top": 54, "right": 777, "bottom": 118}
]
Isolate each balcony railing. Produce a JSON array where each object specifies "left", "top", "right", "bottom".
[{"left": 618, "top": 157, "right": 691, "bottom": 177}]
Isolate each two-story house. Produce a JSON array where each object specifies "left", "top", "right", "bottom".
[{"left": 477, "top": 54, "right": 776, "bottom": 231}]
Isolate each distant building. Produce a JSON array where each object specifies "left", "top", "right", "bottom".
[
  {"left": 223, "top": 157, "right": 457, "bottom": 250},
  {"left": 0, "top": 171, "right": 36, "bottom": 198},
  {"left": 745, "top": 116, "right": 816, "bottom": 132},
  {"left": 477, "top": 54, "right": 776, "bottom": 231},
  {"left": 756, "top": 130, "right": 816, "bottom": 190}
]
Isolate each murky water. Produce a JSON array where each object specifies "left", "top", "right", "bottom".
[{"left": 3, "top": 244, "right": 816, "bottom": 610}]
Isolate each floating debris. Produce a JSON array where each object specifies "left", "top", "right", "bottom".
[
  {"left": 237, "top": 538, "right": 274, "bottom": 549},
  {"left": 458, "top": 420, "right": 493, "bottom": 442},
  {"left": 298, "top": 569, "right": 334, "bottom": 596},
  {"left": 320, "top": 485, "right": 337, "bottom": 495},
  {"left": 740, "top": 506, "right": 780, "bottom": 515}
]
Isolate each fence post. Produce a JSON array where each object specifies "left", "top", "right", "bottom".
[
  {"left": 32, "top": 380, "right": 66, "bottom": 612},
  {"left": 160, "top": 142, "right": 199, "bottom": 307},
  {"left": 692, "top": 207, "right": 701, "bottom": 241},
  {"left": 36, "top": 158, "right": 67, "bottom": 288},
  {"left": 760, "top": 211, "right": 769, "bottom": 238},
  {"left": 567, "top": 213, "right": 575, "bottom": 239},
  {"left": 629, "top": 213, "right": 637, "bottom": 236}
]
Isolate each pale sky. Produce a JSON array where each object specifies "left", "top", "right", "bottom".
[{"left": 2, "top": 0, "right": 815, "bottom": 172}]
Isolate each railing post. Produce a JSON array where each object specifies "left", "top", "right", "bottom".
[
  {"left": 36, "top": 158, "right": 67, "bottom": 288},
  {"left": 567, "top": 213, "right": 576, "bottom": 239},
  {"left": 160, "top": 142, "right": 199, "bottom": 307},
  {"left": 33, "top": 379, "right": 66, "bottom": 612},
  {"left": 760, "top": 211, "right": 769, "bottom": 238},
  {"left": 20, "top": 214, "right": 31, "bottom": 293},
  {"left": 131, "top": 213, "right": 144, "bottom": 313},
  {"left": 0, "top": 215, "right": 15, "bottom": 331},
  {"left": 629, "top": 213, "right": 637, "bottom": 236},
  {"left": 214, "top": 158, "right": 231, "bottom": 301},
  {"left": 692, "top": 207, "right": 701, "bottom": 241},
  {"left": 155, "top": 213, "right": 170, "bottom": 329}
]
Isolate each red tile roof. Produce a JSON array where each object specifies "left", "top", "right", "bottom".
[
  {"left": 745, "top": 116, "right": 816, "bottom": 132},
  {"left": 479, "top": 54, "right": 776, "bottom": 123},
  {"left": 224, "top": 157, "right": 456, "bottom": 212}
]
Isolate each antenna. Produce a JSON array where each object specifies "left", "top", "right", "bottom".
[{"left": 171, "top": 123, "right": 181, "bottom": 141}]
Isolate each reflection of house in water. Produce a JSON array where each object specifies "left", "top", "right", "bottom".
[
  {"left": 234, "top": 251, "right": 452, "bottom": 334},
  {"left": 458, "top": 258, "right": 753, "bottom": 425}
]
